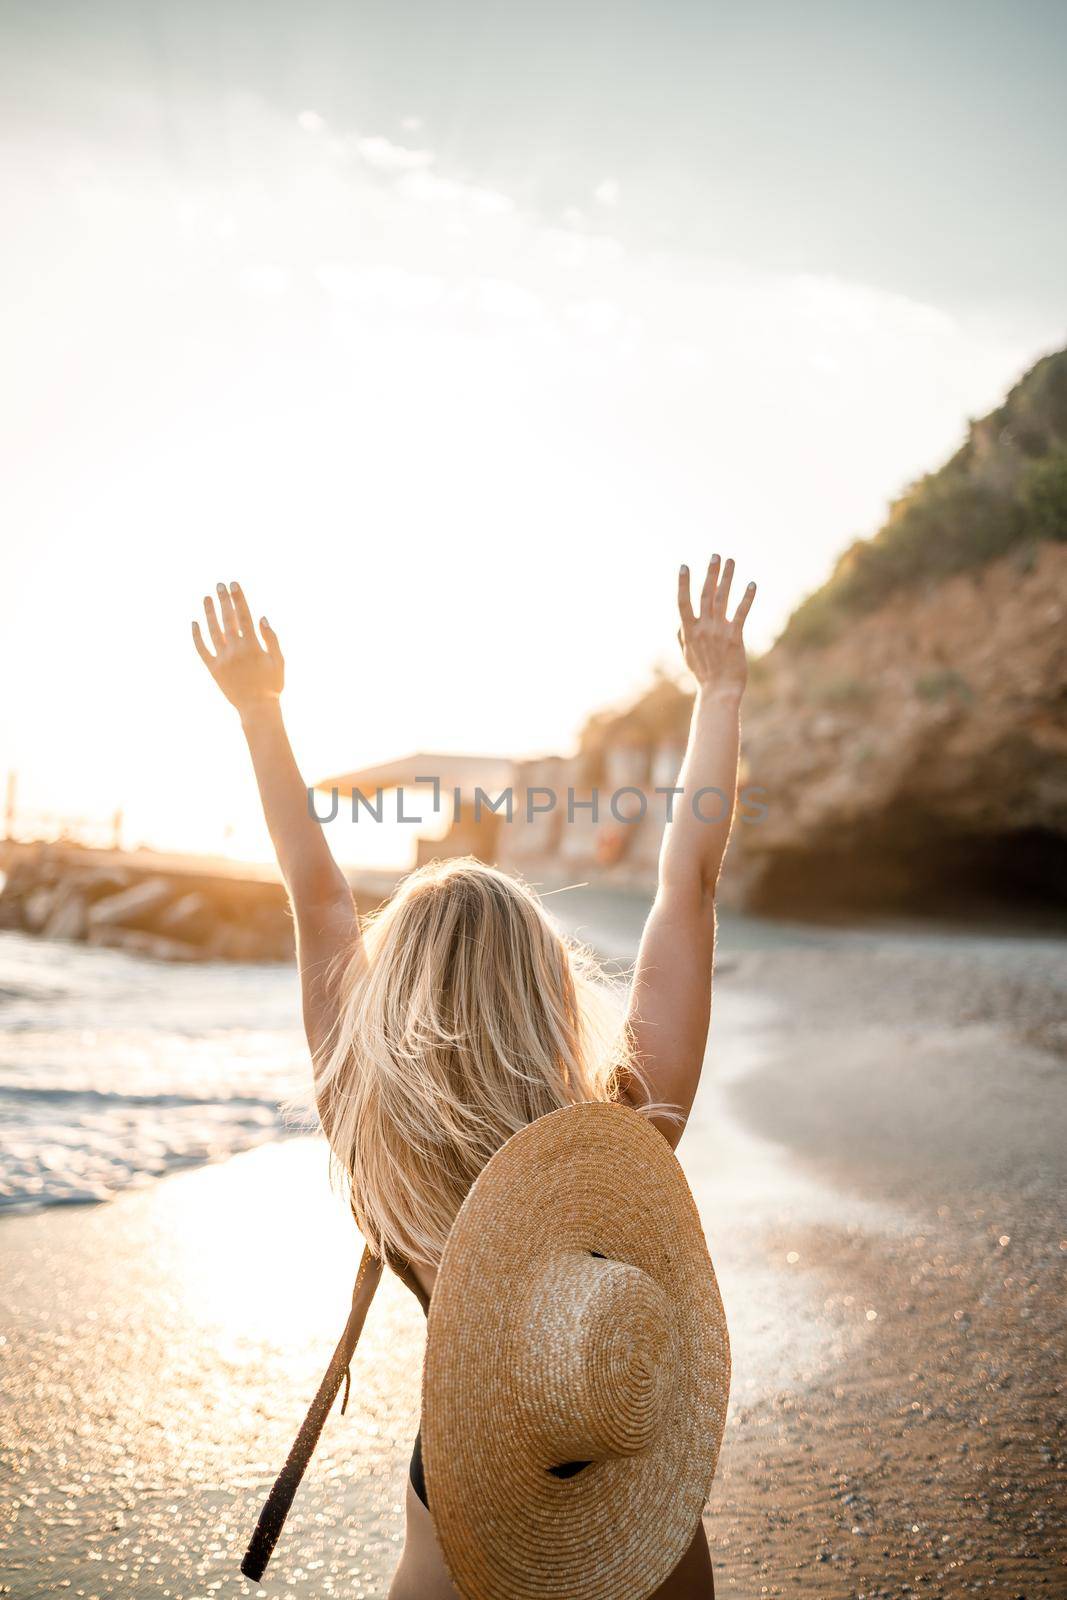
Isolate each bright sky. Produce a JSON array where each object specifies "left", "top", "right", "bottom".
[{"left": 1, "top": 0, "right": 1064, "bottom": 863}]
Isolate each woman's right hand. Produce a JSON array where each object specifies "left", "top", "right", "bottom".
[{"left": 192, "top": 581, "right": 285, "bottom": 716}]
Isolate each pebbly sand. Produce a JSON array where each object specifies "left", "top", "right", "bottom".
[{"left": 1, "top": 900, "right": 1064, "bottom": 1599}]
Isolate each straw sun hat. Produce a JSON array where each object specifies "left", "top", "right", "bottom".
[{"left": 422, "top": 1100, "right": 731, "bottom": 1600}]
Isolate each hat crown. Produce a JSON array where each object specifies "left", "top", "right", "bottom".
[{"left": 518, "top": 1250, "right": 675, "bottom": 1466}]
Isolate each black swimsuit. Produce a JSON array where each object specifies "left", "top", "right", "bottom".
[{"left": 409, "top": 1424, "right": 429, "bottom": 1507}]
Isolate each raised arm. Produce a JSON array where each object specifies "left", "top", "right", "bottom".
[
  {"left": 192, "top": 582, "right": 361, "bottom": 1071},
  {"left": 625, "top": 557, "right": 756, "bottom": 1147}
]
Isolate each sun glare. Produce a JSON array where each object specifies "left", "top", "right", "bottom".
[{"left": 0, "top": 89, "right": 1053, "bottom": 861}]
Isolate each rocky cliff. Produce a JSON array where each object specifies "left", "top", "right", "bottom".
[
  {"left": 732, "top": 348, "right": 1067, "bottom": 910},
  {"left": 500, "top": 349, "right": 1067, "bottom": 912},
  {"left": 734, "top": 538, "right": 1067, "bottom": 909}
]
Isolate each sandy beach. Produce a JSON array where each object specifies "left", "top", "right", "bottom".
[{"left": 2, "top": 898, "right": 1064, "bottom": 1599}]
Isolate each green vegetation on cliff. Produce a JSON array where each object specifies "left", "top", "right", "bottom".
[{"left": 784, "top": 348, "right": 1067, "bottom": 648}]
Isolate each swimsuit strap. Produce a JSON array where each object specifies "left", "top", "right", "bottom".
[{"left": 240, "top": 1242, "right": 383, "bottom": 1582}]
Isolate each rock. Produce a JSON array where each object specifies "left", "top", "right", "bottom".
[
  {"left": 21, "top": 886, "right": 56, "bottom": 931},
  {"left": 42, "top": 886, "right": 87, "bottom": 941},
  {"left": 730, "top": 540, "right": 1067, "bottom": 912},
  {"left": 1, "top": 844, "right": 299, "bottom": 962},
  {"left": 157, "top": 891, "right": 212, "bottom": 941},
  {"left": 86, "top": 878, "right": 174, "bottom": 932},
  {"left": 71, "top": 867, "right": 132, "bottom": 904}
]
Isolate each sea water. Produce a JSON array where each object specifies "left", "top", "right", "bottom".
[
  {"left": 0, "top": 930, "right": 308, "bottom": 1210},
  {"left": 0, "top": 893, "right": 844, "bottom": 1212}
]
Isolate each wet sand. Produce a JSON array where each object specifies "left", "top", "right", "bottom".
[
  {"left": 1, "top": 905, "right": 1064, "bottom": 1598},
  {"left": 699, "top": 932, "right": 1066, "bottom": 1599}
]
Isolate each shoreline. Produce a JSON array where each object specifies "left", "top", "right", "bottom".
[{"left": 1, "top": 906, "right": 1064, "bottom": 1596}]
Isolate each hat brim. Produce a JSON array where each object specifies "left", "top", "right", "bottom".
[{"left": 423, "top": 1101, "right": 730, "bottom": 1600}]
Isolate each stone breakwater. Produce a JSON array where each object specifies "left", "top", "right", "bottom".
[{"left": 0, "top": 842, "right": 393, "bottom": 963}]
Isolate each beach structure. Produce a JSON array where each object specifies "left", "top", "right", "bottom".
[
  {"left": 315, "top": 753, "right": 515, "bottom": 867},
  {"left": 318, "top": 718, "right": 695, "bottom": 890},
  {"left": 495, "top": 678, "right": 694, "bottom": 889}
]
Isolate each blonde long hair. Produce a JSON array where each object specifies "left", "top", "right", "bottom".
[{"left": 316, "top": 857, "right": 649, "bottom": 1267}]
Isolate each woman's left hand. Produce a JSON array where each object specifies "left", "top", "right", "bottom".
[{"left": 677, "top": 556, "right": 756, "bottom": 698}]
